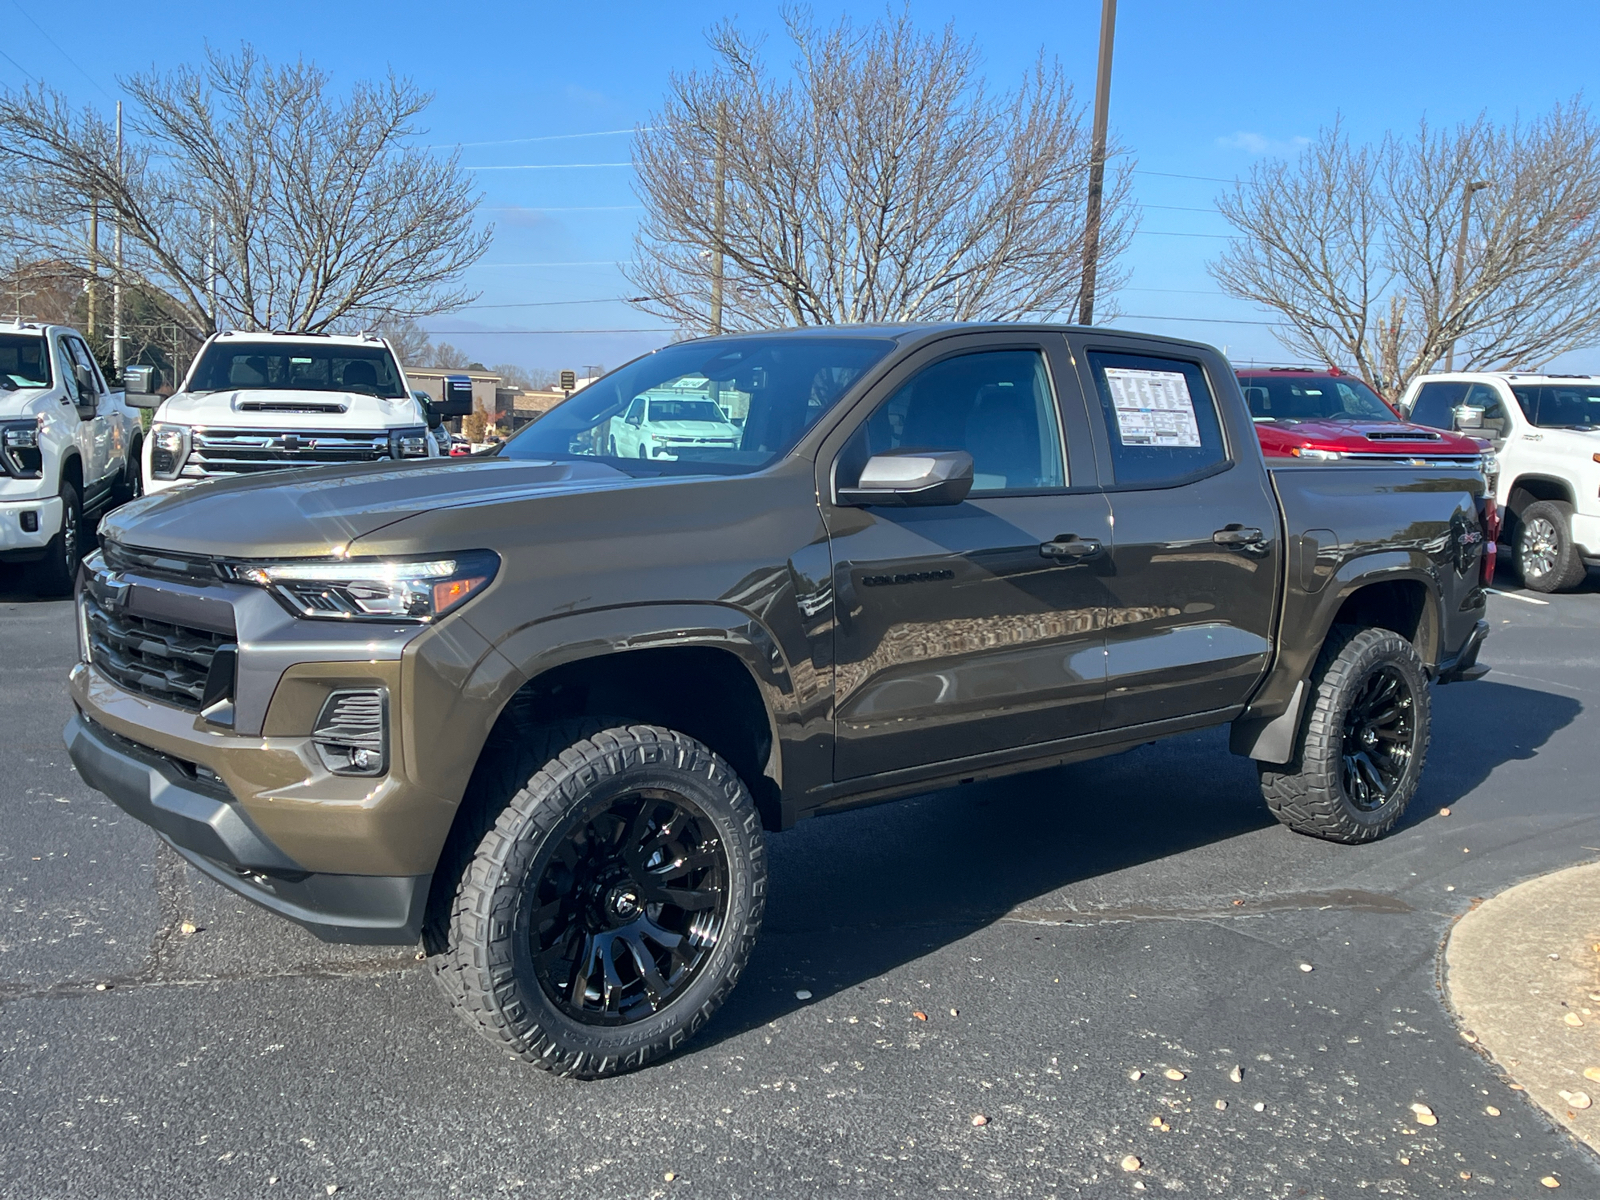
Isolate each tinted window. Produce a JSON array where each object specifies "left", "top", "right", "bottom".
[
  {"left": 1237, "top": 374, "right": 1394, "bottom": 422},
  {"left": 836, "top": 349, "right": 1066, "bottom": 493},
  {"left": 504, "top": 336, "right": 893, "bottom": 476},
  {"left": 188, "top": 342, "right": 407, "bottom": 398},
  {"left": 1407, "top": 381, "right": 1470, "bottom": 430},
  {"left": 1507, "top": 382, "right": 1600, "bottom": 429},
  {"left": 64, "top": 337, "right": 104, "bottom": 395},
  {"left": 647, "top": 398, "right": 730, "bottom": 424},
  {"left": 0, "top": 333, "right": 51, "bottom": 389},
  {"left": 1088, "top": 351, "right": 1226, "bottom": 486}
]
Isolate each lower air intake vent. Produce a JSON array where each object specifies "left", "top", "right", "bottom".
[{"left": 311, "top": 688, "right": 388, "bottom": 776}]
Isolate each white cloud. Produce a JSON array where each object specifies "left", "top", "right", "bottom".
[{"left": 1216, "top": 131, "right": 1312, "bottom": 156}]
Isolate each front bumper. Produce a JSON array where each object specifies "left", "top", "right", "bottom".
[
  {"left": 0, "top": 494, "right": 61, "bottom": 559},
  {"left": 64, "top": 711, "right": 430, "bottom": 943}
]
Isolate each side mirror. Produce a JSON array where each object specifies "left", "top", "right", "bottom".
[
  {"left": 837, "top": 450, "right": 975, "bottom": 508},
  {"left": 1453, "top": 404, "right": 1486, "bottom": 430},
  {"left": 626, "top": 413, "right": 643, "bottom": 427},
  {"left": 122, "top": 364, "right": 161, "bottom": 408}
]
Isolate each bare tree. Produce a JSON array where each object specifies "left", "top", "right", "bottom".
[
  {"left": 0, "top": 45, "right": 491, "bottom": 348},
  {"left": 627, "top": 9, "right": 1136, "bottom": 332},
  {"left": 1211, "top": 102, "right": 1600, "bottom": 395}
]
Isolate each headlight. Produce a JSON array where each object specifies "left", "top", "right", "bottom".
[
  {"left": 150, "top": 423, "right": 189, "bottom": 479},
  {"left": 0, "top": 416, "right": 45, "bottom": 478},
  {"left": 1290, "top": 447, "right": 1343, "bottom": 461},
  {"left": 390, "top": 427, "right": 430, "bottom": 459},
  {"left": 232, "top": 550, "right": 499, "bottom": 622}
]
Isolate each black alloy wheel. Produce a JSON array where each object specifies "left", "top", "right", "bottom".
[
  {"left": 428, "top": 722, "right": 765, "bottom": 1078},
  {"left": 1257, "top": 625, "right": 1431, "bottom": 843},
  {"left": 530, "top": 790, "right": 729, "bottom": 1024},
  {"left": 1338, "top": 664, "right": 1417, "bottom": 811}
]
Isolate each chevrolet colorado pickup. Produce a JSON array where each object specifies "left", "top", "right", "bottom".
[
  {"left": 65, "top": 324, "right": 1492, "bottom": 1078},
  {"left": 1, "top": 321, "right": 148, "bottom": 593}
]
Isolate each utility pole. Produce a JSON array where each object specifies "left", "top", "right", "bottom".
[
  {"left": 87, "top": 197, "right": 99, "bottom": 343},
  {"left": 112, "top": 101, "right": 125, "bottom": 372},
  {"left": 1446, "top": 179, "right": 1492, "bottom": 372},
  {"left": 1076, "top": 0, "right": 1117, "bottom": 326},
  {"left": 208, "top": 213, "right": 217, "bottom": 331},
  {"left": 709, "top": 106, "right": 727, "bottom": 336}
]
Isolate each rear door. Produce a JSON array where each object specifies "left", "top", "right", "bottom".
[
  {"left": 820, "top": 332, "right": 1112, "bottom": 780},
  {"left": 57, "top": 334, "right": 116, "bottom": 499},
  {"left": 1065, "top": 333, "right": 1282, "bottom": 729}
]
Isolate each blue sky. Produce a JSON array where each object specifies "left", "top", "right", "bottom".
[{"left": 5, "top": 0, "right": 1598, "bottom": 376}]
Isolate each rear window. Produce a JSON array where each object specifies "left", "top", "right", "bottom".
[
  {"left": 1087, "top": 351, "right": 1228, "bottom": 486},
  {"left": 1509, "top": 383, "right": 1600, "bottom": 429},
  {"left": 187, "top": 341, "right": 406, "bottom": 398},
  {"left": 0, "top": 332, "right": 51, "bottom": 389}
]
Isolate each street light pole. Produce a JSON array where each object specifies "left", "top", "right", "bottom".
[
  {"left": 709, "top": 107, "right": 727, "bottom": 337},
  {"left": 1077, "top": 0, "right": 1118, "bottom": 326},
  {"left": 1446, "top": 179, "right": 1492, "bottom": 372}
]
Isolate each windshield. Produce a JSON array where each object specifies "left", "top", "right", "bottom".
[
  {"left": 647, "top": 398, "right": 731, "bottom": 424},
  {"left": 1511, "top": 383, "right": 1600, "bottom": 429},
  {"left": 186, "top": 341, "right": 406, "bottom": 398},
  {"left": 1237, "top": 374, "right": 1396, "bottom": 422},
  {"left": 0, "top": 332, "right": 52, "bottom": 390},
  {"left": 502, "top": 335, "right": 894, "bottom": 475}
]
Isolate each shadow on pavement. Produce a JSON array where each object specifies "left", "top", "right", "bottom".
[{"left": 701, "top": 677, "right": 1580, "bottom": 1050}]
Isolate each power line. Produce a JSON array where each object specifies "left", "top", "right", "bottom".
[
  {"left": 1135, "top": 230, "right": 1239, "bottom": 240},
  {"left": 1112, "top": 313, "right": 1281, "bottom": 327},
  {"left": 477, "top": 261, "right": 625, "bottom": 268},
  {"left": 458, "top": 297, "right": 650, "bottom": 310},
  {"left": 9, "top": 0, "right": 114, "bottom": 100},
  {"left": 424, "top": 128, "right": 643, "bottom": 150},
  {"left": 482, "top": 205, "right": 643, "bottom": 212},
  {"left": 466, "top": 162, "right": 633, "bottom": 172},
  {"left": 1135, "top": 169, "right": 1239, "bottom": 184},
  {"left": 423, "top": 328, "right": 670, "bottom": 335},
  {"left": 0, "top": 44, "right": 38, "bottom": 83},
  {"left": 1141, "top": 203, "right": 1222, "bottom": 214}
]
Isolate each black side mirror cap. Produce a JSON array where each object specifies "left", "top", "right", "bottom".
[{"left": 837, "top": 450, "right": 975, "bottom": 508}]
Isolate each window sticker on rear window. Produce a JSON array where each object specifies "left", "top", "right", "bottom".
[{"left": 1102, "top": 368, "right": 1203, "bottom": 448}]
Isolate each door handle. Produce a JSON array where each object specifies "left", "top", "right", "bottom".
[
  {"left": 1213, "top": 525, "right": 1265, "bottom": 547},
  {"left": 1040, "top": 535, "right": 1103, "bottom": 560}
]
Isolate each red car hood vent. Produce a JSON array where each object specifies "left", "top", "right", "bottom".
[{"left": 1365, "top": 428, "right": 1442, "bottom": 441}]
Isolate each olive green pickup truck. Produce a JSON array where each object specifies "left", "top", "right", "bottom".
[{"left": 65, "top": 324, "right": 1492, "bottom": 1077}]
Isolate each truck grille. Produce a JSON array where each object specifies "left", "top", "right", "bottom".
[
  {"left": 181, "top": 427, "right": 391, "bottom": 477},
  {"left": 82, "top": 592, "right": 232, "bottom": 711}
]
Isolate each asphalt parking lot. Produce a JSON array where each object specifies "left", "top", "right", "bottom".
[{"left": 4, "top": 559, "right": 1600, "bottom": 1198}]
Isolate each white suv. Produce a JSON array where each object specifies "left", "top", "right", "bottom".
[
  {"left": 1398, "top": 372, "right": 1600, "bottom": 592},
  {"left": 139, "top": 331, "right": 439, "bottom": 495}
]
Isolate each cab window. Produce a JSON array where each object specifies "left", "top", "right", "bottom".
[{"left": 1088, "top": 351, "right": 1226, "bottom": 486}]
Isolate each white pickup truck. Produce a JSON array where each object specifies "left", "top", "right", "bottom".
[
  {"left": 0, "top": 320, "right": 144, "bottom": 593},
  {"left": 607, "top": 390, "right": 743, "bottom": 460},
  {"left": 138, "top": 330, "right": 440, "bottom": 497},
  {"left": 1398, "top": 371, "right": 1600, "bottom": 592}
]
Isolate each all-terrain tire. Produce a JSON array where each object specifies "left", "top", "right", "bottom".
[
  {"left": 1257, "top": 625, "right": 1431, "bottom": 844},
  {"left": 30, "top": 479, "right": 82, "bottom": 596},
  {"left": 428, "top": 723, "right": 766, "bottom": 1078},
  {"left": 1516, "top": 499, "right": 1587, "bottom": 593}
]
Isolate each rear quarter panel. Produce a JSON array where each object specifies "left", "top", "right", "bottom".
[{"left": 1250, "top": 461, "right": 1488, "bottom": 720}]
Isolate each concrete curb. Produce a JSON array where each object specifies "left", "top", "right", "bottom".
[{"left": 1446, "top": 859, "right": 1600, "bottom": 1158}]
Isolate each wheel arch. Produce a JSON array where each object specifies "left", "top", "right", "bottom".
[
  {"left": 1506, "top": 474, "right": 1575, "bottom": 517},
  {"left": 429, "top": 604, "right": 795, "bottom": 876}
]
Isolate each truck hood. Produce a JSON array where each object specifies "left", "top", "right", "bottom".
[
  {"left": 100, "top": 456, "right": 633, "bottom": 559},
  {"left": 0, "top": 385, "right": 51, "bottom": 415},
  {"left": 156, "top": 388, "right": 424, "bottom": 430},
  {"left": 1255, "top": 417, "right": 1482, "bottom": 455}
]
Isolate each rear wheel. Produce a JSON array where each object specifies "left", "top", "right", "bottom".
[
  {"left": 113, "top": 440, "right": 143, "bottom": 505},
  {"left": 429, "top": 724, "right": 765, "bottom": 1078},
  {"left": 1516, "top": 499, "right": 1586, "bottom": 593},
  {"left": 1257, "top": 625, "right": 1430, "bottom": 843},
  {"left": 30, "top": 479, "right": 82, "bottom": 596}
]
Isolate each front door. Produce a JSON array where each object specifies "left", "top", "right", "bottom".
[
  {"left": 1067, "top": 336, "right": 1281, "bottom": 729},
  {"left": 822, "top": 336, "right": 1112, "bottom": 780}
]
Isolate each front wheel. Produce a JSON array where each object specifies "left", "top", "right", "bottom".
[
  {"left": 1257, "top": 625, "right": 1431, "bottom": 844},
  {"left": 430, "top": 724, "right": 766, "bottom": 1078},
  {"left": 30, "top": 479, "right": 82, "bottom": 596},
  {"left": 1516, "top": 499, "right": 1586, "bottom": 593}
]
